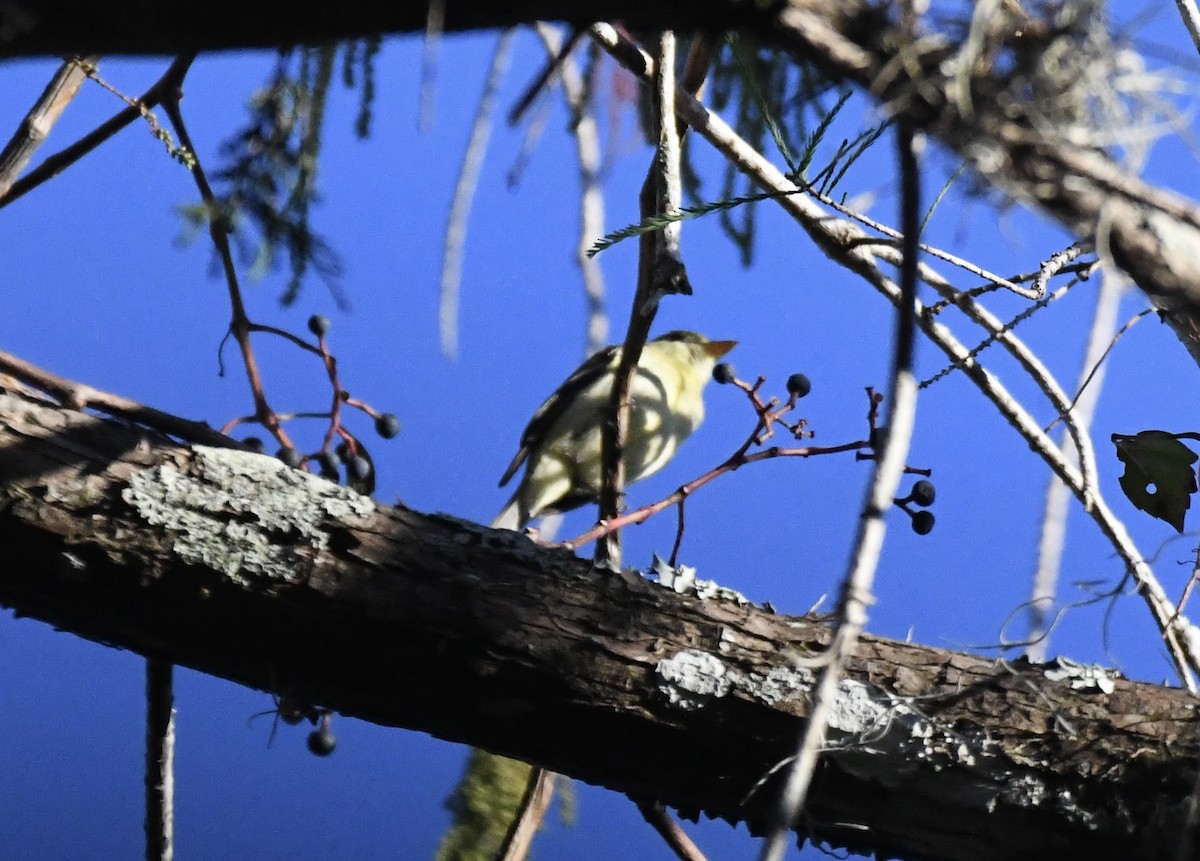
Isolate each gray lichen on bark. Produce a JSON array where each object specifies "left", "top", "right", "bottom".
[{"left": 121, "top": 445, "right": 375, "bottom": 585}]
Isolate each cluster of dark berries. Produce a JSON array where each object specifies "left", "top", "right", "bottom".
[
  {"left": 896, "top": 479, "right": 936, "bottom": 535},
  {"left": 712, "top": 362, "right": 812, "bottom": 402},
  {"left": 240, "top": 314, "right": 401, "bottom": 489}
]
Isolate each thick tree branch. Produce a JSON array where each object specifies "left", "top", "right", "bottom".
[
  {"left": 0, "top": 1, "right": 808, "bottom": 57},
  {"left": 1, "top": 387, "right": 1199, "bottom": 861}
]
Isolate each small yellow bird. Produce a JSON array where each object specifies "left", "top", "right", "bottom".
[{"left": 492, "top": 330, "right": 736, "bottom": 530}]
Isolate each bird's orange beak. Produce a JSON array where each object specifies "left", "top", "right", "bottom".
[{"left": 704, "top": 340, "right": 737, "bottom": 359}]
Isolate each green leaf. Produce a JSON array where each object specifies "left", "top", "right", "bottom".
[{"left": 1112, "top": 431, "right": 1198, "bottom": 532}]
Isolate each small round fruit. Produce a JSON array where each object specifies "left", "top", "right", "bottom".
[
  {"left": 307, "top": 727, "right": 337, "bottom": 756},
  {"left": 786, "top": 373, "right": 811, "bottom": 399},
  {"left": 911, "top": 510, "right": 935, "bottom": 535},
  {"left": 276, "top": 697, "right": 309, "bottom": 725},
  {"left": 307, "top": 314, "right": 331, "bottom": 337},
  {"left": 911, "top": 479, "right": 936, "bottom": 507},
  {"left": 375, "top": 413, "right": 401, "bottom": 439},
  {"left": 277, "top": 446, "right": 304, "bottom": 469},
  {"left": 316, "top": 450, "right": 341, "bottom": 481},
  {"left": 869, "top": 426, "right": 889, "bottom": 450},
  {"left": 712, "top": 363, "right": 736, "bottom": 385},
  {"left": 348, "top": 455, "right": 372, "bottom": 482},
  {"left": 242, "top": 436, "right": 265, "bottom": 454}
]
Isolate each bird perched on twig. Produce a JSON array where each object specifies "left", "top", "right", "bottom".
[{"left": 492, "top": 330, "right": 736, "bottom": 530}]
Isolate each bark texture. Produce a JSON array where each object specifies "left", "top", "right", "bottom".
[{"left": 2, "top": 387, "right": 1200, "bottom": 861}]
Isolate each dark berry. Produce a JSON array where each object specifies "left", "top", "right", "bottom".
[
  {"left": 306, "top": 727, "right": 336, "bottom": 756},
  {"left": 307, "top": 314, "right": 331, "bottom": 337},
  {"left": 242, "top": 436, "right": 266, "bottom": 453},
  {"left": 712, "top": 363, "right": 736, "bottom": 385},
  {"left": 911, "top": 479, "right": 936, "bottom": 507},
  {"left": 276, "top": 697, "right": 310, "bottom": 725},
  {"left": 786, "top": 373, "right": 811, "bottom": 399},
  {"left": 348, "top": 455, "right": 372, "bottom": 482},
  {"left": 278, "top": 709, "right": 306, "bottom": 726},
  {"left": 869, "top": 426, "right": 889, "bottom": 450},
  {"left": 316, "top": 450, "right": 341, "bottom": 480},
  {"left": 277, "top": 446, "right": 304, "bottom": 469},
  {"left": 375, "top": 413, "right": 401, "bottom": 439},
  {"left": 911, "top": 510, "right": 935, "bottom": 535}
]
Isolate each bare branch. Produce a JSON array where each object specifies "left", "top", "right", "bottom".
[
  {"left": 635, "top": 801, "right": 710, "bottom": 861},
  {"left": 438, "top": 31, "right": 514, "bottom": 358},
  {"left": 1174, "top": 0, "right": 1200, "bottom": 60},
  {"left": 144, "top": 660, "right": 175, "bottom": 861},
  {"left": 596, "top": 31, "right": 683, "bottom": 568},
  {"left": 418, "top": 0, "right": 446, "bottom": 130},
  {"left": 0, "top": 54, "right": 193, "bottom": 210},
  {"left": 0, "top": 54, "right": 96, "bottom": 198},
  {"left": 1028, "top": 272, "right": 1127, "bottom": 661},
  {"left": 0, "top": 348, "right": 236, "bottom": 448},
  {"left": 759, "top": 122, "right": 922, "bottom": 861},
  {"left": 533, "top": 24, "right": 609, "bottom": 355},
  {"left": 160, "top": 70, "right": 297, "bottom": 451}
]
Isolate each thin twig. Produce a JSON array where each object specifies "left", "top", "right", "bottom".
[
  {"left": 565, "top": 438, "right": 868, "bottom": 549},
  {"left": 0, "top": 54, "right": 97, "bottom": 198},
  {"left": 1028, "top": 273, "right": 1127, "bottom": 660},
  {"left": 160, "top": 79, "right": 296, "bottom": 451},
  {"left": 145, "top": 659, "right": 175, "bottom": 861},
  {"left": 495, "top": 768, "right": 556, "bottom": 861},
  {"left": 535, "top": 25, "right": 610, "bottom": 356},
  {"left": 0, "top": 349, "right": 237, "bottom": 448},
  {"left": 809, "top": 183, "right": 1035, "bottom": 297},
  {"left": 508, "top": 27, "right": 584, "bottom": 126},
  {"left": 418, "top": 0, "right": 445, "bottom": 131},
  {"left": 651, "top": 33, "right": 685, "bottom": 285},
  {"left": 1032, "top": 241, "right": 1091, "bottom": 297},
  {"left": 0, "top": 54, "right": 194, "bottom": 210},
  {"left": 1049, "top": 308, "right": 1153, "bottom": 428},
  {"left": 439, "top": 31, "right": 514, "bottom": 359},
  {"left": 566, "top": 379, "right": 860, "bottom": 550},
  {"left": 505, "top": 93, "right": 551, "bottom": 189},
  {"left": 758, "top": 122, "right": 921, "bottom": 861},
  {"left": 635, "top": 800, "right": 710, "bottom": 861},
  {"left": 1175, "top": 0, "right": 1200, "bottom": 57},
  {"left": 596, "top": 31, "right": 682, "bottom": 569}
]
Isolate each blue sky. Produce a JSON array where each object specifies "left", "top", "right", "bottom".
[{"left": 3, "top": 18, "right": 1200, "bottom": 859}]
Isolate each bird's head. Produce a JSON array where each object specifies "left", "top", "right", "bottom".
[{"left": 652, "top": 330, "right": 737, "bottom": 362}]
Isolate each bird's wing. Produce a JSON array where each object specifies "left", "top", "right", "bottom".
[{"left": 497, "top": 344, "right": 621, "bottom": 487}]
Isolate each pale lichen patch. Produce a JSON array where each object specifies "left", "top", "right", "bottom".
[
  {"left": 121, "top": 445, "right": 375, "bottom": 586},
  {"left": 743, "top": 665, "right": 813, "bottom": 706},
  {"left": 657, "top": 650, "right": 733, "bottom": 710},
  {"left": 42, "top": 479, "right": 107, "bottom": 510},
  {"left": 827, "top": 679, "right": 892, "bottom": 734},
  {"left": 657, "top": 649, "right": 814, "bottom": 711}
]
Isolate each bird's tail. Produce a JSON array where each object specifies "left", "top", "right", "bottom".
[{"left": 491, "top": 493, "right": 524, "bottom": 531}]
